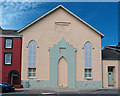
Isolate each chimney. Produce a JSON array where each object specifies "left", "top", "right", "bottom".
[{"left": 118, "top": 42, "right": 120, "bottom": 46}]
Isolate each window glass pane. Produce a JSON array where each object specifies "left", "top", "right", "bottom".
[
  {"left": 89, "top": 74, "right": 91, "bottom": 77},
  {"left": 28, "top": 57, "right": 32, "bottom": 67},
  {"left": 6, "top": 59, "right": 10, "bottom": 63},
  {"left": 85, "top": 74, "right": 87, "bottom": 77},
  {"left": 33, "top": 73, "right": 36, "bottom": 77},
  {"left": 85, "top": 69, "right": 92, "bottom": 77},
  {"left": 28, "top": 73, "right": 32, "bottom": 77},
  {"left": 7, "top": 39, "right": 12, "bottom": 43},
  {"left": 84, "top": 42, "right": 92, "bottom": 68},
  {"left": 85, "top": 69, "right": 87, "bottom": 72},
  {"left": 7, "top": 43, "right": 11, "bottom": 48},
  {"left": 88, "top": 69, "right": 91, "bottom": 72},
  {"left": 29, "top": 50, "right": 32, "bottom": 56},
  {"left": 6, "top": 54, "right": 10, "bottom": 58},
  {"left": 6, "top": 39, "right": 12, "bottom": 48},
  {"left": 28, "top": 41, "right": 37, "bottom": 67},
  {"left": 29, "top": 68, "right": 32, "bottom": 72},
  {"left": 33, "top": 50, "right": 36, "bottom": 55},
  {"left": 32, "top": 55, "right": 36, "bottom": 60},
  {"left": 5, "top": 54, "right": 11, "bottom": 64},
  {"left": 28, "top": 68, "right": 36, "bottom": 78},
  {"left": 33, "top": 69, "right": 36, "bottom": 72}
]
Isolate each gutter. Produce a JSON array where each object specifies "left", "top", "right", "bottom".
[{"left": 0, "top": 35, "right": 23, "bottom": 37}]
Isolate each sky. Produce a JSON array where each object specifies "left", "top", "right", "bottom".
[{"left": 1, "top": 2, "right": 119, "bottom": 49}]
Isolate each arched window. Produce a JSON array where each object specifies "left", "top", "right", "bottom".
[
  {"left": 84, "top": 42, "right": 92, "bottom": 68},
  {"left": 84, "top": 42, "right": 92, "bottom": 78},
  {"left": 28, "top": 41, "right": 37, "bottom": 78}
]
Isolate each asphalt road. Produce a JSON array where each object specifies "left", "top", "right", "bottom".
[{"left": 0, "top": 88, "right": 120, "bottom": 96}]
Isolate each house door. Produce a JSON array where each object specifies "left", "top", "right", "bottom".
[
  {"left": 108, "top": 67, "right": 114, "bottom": 86},
  {"left": 8, "top": 70, "right": 19, "bottom": 85},
  {"left": 11, "top": 73, "right": 18, "bottom": 85},
  {"left": 58, "top": 57, "right": 67, "bottom": 87}
]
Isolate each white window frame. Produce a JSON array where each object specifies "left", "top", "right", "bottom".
[
  {"left": 4, "top": 53, "right": 12, "bottom": 65},
  {"left": 5, "top": 38, "right": 13, "bottom": 49},
  {"left": 84, "top": 69, "right": 92, "bottom": 78},
  {"left": 84, "top": 42, "right": 92, "bottom": 68},
  {"left": 28, "top": 41, "right": 37, "bottom": 68},
  {"left": 28, "top": 41, "right": 37, "bottom": 79},
  {"left": 28, "top": 68, "right": 36, "bottom": 78}
]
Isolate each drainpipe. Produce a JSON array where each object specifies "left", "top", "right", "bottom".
[
  {"left": 101, "top": 52, "right": 103, "bottom": 89},
  {"left": 102, "top": 60, "right": 103, "bottom": 88}
]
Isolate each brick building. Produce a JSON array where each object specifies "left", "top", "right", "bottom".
[{"left": 0, "top": 27, "right": 22, "bottom": 88}]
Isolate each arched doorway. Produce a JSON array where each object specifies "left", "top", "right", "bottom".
[
  {"left": 58, "top": 57, "right": 67, "bottom": 87},
  {"left": 8, "top": 70, "right": 20, "bottom": 85}
]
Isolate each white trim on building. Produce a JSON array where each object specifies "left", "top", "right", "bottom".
[{"left": 0, "top": 35, "right": 23, "bottom": 37}]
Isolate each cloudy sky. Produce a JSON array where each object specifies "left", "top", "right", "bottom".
[{"left": 1, "top": 2, "right": 118, "bottom": 48}]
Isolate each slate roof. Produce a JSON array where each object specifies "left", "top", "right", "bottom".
[
  {"left": 0, "top": 27, "right": 18, "bottom": 35},
  {"left": 102, "top": 43, "right": 120, "bottom": 60}
]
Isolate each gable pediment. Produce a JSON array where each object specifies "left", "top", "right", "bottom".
[{"left": 18, "top": 5, "right": 104, "bottom": 38}]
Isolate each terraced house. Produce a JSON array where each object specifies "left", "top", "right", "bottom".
[
  {"left": 102, "top": 43, "right": 120, "bottom": 89},
  {"left": 0, "top": 27, "right": 22, "bottom": 88},
  {"left": 18, "top": 5, "right": 105, "bottom": 89}
]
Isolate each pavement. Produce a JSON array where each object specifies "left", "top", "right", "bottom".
[{"left": 0, "top": 88, "right": 120, "bottom": 96}]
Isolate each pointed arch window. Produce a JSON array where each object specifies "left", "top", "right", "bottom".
[
  {"left": 84, "top": 42, "right": 92, "bottom": 68},
  {"left": 28, "top": 41, "right": 37, "bottom": 78},
  {"left": 84, "top": 42, "right": 92, "bottom": 78}
]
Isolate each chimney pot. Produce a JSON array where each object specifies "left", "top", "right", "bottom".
[{"left": 118, "top": 42, "right": 120, "bottom": 46}]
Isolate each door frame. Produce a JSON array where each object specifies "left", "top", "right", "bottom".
[
  {"left": 8, "top": 70, "right": 20, "bottom": 85},
  {"left": 57, "top": 57, "right": 68, "bottom": 87},
  {"left": 108, "top": 66, "right": 115, "bottom": 87}
]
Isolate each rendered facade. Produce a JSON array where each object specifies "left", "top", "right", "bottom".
[
  {"left": 102, "top": 44, "right": 120, "bottom": 89},
  {"left": 1, "top": 5, "right": 119, "bottom": 89},
  {"left": 18, "top": 5, "right": 104, "bottom": 89}
]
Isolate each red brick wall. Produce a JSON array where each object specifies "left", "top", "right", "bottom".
[
  {"left": 1, "top": 37, "right": 22, "bottom": 85},
  {"left": 0, "top": 37, "right": 2, "bottom": 83}
]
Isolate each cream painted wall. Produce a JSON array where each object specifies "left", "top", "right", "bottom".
[
  {"left": 19, "top": 8, "right": 102, "bottom": 81},
  {"left": 118, "top": 61, "right": 120, "bottom": 89},
  {"left": 103, "top": 60, "right": 119, "bottom": 88},
  {"left": 58, "top": 57, "right": 67, "bottom": 86}
]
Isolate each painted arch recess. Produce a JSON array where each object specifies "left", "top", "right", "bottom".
[{"left": 49, "top": 38, "right": 77, "bottom": 88}]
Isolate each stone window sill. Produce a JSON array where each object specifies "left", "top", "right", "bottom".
[
  {"left": 29, "top": 77, "right": 36, "bottom": 79},
  {"left": 85, "top": 77, "right": 93, "bottom": 80}
]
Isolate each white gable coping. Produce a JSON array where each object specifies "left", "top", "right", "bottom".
[{"left": 17, "top": 5, "right": 104, "bottom": 38}]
